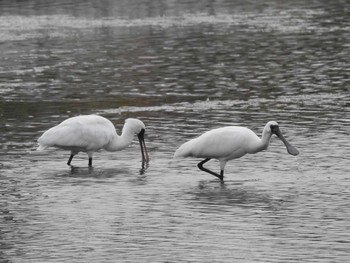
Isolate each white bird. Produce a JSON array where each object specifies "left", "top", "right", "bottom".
[
  {"left": 174, "top": 121, "right": 299, "bottom": 181},
  {"left": 37, "top": 115, "right": 149, "bottom": 167}
]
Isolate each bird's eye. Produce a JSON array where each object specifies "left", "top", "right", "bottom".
[{"left": 270, "top": 125, "right": 278, "bottom": 131}]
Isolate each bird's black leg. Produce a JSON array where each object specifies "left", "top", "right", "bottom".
[
  {"left": 220, "top": 170, "right": 224, "bottom": 181},
  {"left": 67, "top": 154, "right": 74, "bottom": 166},
  {"left": 197, "top": 158, "right": 224, "bottom": 181},
  {"left": 88, "top": 158, "right": 92, "bottom": 167}
]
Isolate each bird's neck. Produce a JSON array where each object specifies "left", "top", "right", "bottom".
[
  {"left": 105, "top": 125, "right": 135, "bottom": 152},
  {"left": 258, "top": 127, "right": 273, "bottom": 151}
]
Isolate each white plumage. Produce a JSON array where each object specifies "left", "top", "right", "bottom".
[
  {"left": 174, "top": 121, "right": 299, "bottom": 181},
  {"left": 37, "top": 115, "right": 149, "bottom": 166}
]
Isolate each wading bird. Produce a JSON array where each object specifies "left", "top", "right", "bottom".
[
  {"left": 174, "top": 121, "right": 299, "bottom": 181},
  {"left": 37, "top": 115, "right": 149, "bottom": 167}
]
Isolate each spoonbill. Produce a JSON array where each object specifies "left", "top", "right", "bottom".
[
  {"left": 174, "top": 121, "right": 299, "bottom": 181},
  {"left": 37, "top": 115, "right": 149, "bottom": 167}
]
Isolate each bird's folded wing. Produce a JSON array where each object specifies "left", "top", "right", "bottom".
[
  {"left": 175, "top": 127, "right": 246, "bottom": 159},
  {"left": 38, "top": 123, "right": 84, "bottom": 147},
  {"left": 38, "top": 121, "right": 111, "bottom": 150},
  {"left": 193, "top": 129, "right": 245, "bottom": 158}
]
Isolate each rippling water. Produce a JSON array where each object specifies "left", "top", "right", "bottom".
[{"left": 0, "top": 0, "right": 349, "bottom": 262}]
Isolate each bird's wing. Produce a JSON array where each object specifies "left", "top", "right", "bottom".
[
  {"left": 38, "top": 117, "right": 115, "bottom": 151},
  {"left": 38, "top": 123, "right": 82, "bottom": 148},
  {"left": 79, "top": 121, "right": 115, "bottom": 150},
  {"left": 175, "top": 127, "right": 249, "bottom": 159},
  {"left": 196, "top": 127, "right": 248, "bottom": 158}
]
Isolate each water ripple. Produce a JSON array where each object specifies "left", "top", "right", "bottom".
[
  {"left": 1, "top": 1, "right": 350, "bottom": 262},
  {"left": 0, "top": 9, "right": 331, "bottom": 42}
]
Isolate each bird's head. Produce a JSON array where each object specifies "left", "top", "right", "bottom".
[
  {"left": 266, "top": 121, "right": 299, "bottom": 156},
  {"left": 125, "top": 118, "right": 146, "bottom": 134},
  {"left": 266, "top": 121, "right": 279, "bottom": 133},
  {"left": 125, "top": 118, "right": 150, "bottom": 164}
]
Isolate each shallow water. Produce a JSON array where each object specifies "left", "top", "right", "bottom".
[{"left": 1, "top": 0, "right": 350, "bottom": 262}]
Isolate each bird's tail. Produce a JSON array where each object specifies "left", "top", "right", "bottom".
[
  {"left": 174, "top": 141, "right": 192, "bottom": 158},
  {"left": 174, "top": 148, "right": 183, "bottom": 158},
  {"left": 36, "top": 144, "right": 48, "bottom": 151}
]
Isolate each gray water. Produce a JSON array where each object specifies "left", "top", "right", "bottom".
[{"left": 0, "top": 0, "right": 349, "bottom": 262}]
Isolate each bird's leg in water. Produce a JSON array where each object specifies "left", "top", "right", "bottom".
[
  {"left": 197, "top": 158, "right": 224, "bottom": 181},
  {"left": 88, "top": 158, "right": 92, "bottom": 166},
  {"left": 67, "top": 154, "right": 74, "bottom": 166}
]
